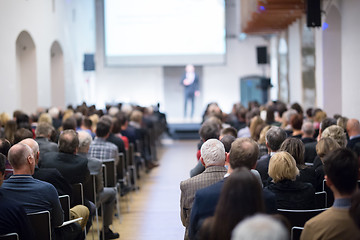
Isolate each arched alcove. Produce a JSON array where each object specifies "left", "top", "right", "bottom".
[
  {"left": 16, "top": 31, "right": 37, "bottom": 114},
  {"left": 323, "top": 6, "right": 342, "bottom": 116},
  {"left": 50, "top": 41, "right": 65, "bottom": 108}
]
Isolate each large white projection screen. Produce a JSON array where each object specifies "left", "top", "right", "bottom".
[{"left": 104, "top": 0, "right": 226, "bottom": 66}]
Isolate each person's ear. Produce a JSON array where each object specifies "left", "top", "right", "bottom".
[{"left": 325, "top": 175, "right": 332, "bottom": 187}]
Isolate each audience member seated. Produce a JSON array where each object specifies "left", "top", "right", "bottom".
[
  {"left": 0, "top": 138, "right": 12, "bottom": 178},
  {"left": 249, "top": 116, "right": 265, "bottom": 142},
  {"left": 304, "top": 117, "right": 337, "bottom": 163},
  {"left": 231, "top": 214, "right": 288, "bottom": 240},
  {"left": 199, "top": 168, "right": 265, "bottom": 240},
  {"left": 23, "top": 138, "right": 89, "bottom": 231},
  {"left": 321, "top": 125, "right": 347, "bottom": 148},
  {"left": 189, "top": 138, "right": 276, "bottom": 240},
  {"left": 301, "top": 121, "right": 316, "bottom": 144},
  {"left": 346, "top": 118, "right": 360, "bottom": 150},
  {"left": 13, "top": 128, "right": 33, "bottom": 144},
  {"left": 0, "top": 143, "right": 64, "bottom": 227},
  {"left": 219, "top": 127, "right": 237, "bottom": 139},
  {"left": 180, "top": 139, "right": 227, "bottom": 240},
  {"left": 35, "top": 122, "right": 58, "bottom": 163},
  {"left": 4, "top": 119, "right": 17, "bottom": 144},
  {"left": 279, "top": 138, "right": 316, "bottom": 188},
  {"left": 257, "top": 125, "right": 271, "bottom": 158},
  {"left": 78, "top": 131, "right": 119, "bottom": 239},
  {"left": 189, "top": 120, "right": 220, "bottom": 178},
  {"left": 89, "top": 121, "right": 119, "bottom": 163},
  {"left": 41, "top": 130, "right": 90, "bottom": 184},
  {"left": 266, "top": 151, "right": 315, "bottom": 210},
  {"left": 0, "top": 153, "right": 34, "bottom": 240},
  {"left": 256, "top": 126, "right": 287, "bottom": 186},
  {"left": 290, "top": 114, "right": 303, "bottom": 139},
  {"left": 301, "top": 148, "right": 360, "bottom": 239},
  {"left": 313, "top": 137, "right": 341, "bottom": 192}
]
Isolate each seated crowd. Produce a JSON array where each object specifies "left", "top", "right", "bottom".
[
  {"left": 181, "top": 101, "right": 360, "bottom": 240},
  {"left": 0, "top": 102, "right": 166, "bottom": 239}
]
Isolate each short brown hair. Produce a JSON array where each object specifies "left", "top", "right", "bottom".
[
  {"left": 229, "top": 138, "right": 259, "bottom": 170},
  {"left": 58, "top": 130, "right": 79, "bottom": 154}
]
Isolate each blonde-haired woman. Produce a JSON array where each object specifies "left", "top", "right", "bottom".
[{"left": 265, "top": 151, "right": 315, "bottom": 209}]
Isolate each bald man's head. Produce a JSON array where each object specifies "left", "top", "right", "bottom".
[
  {"left": 8, "top": 143, "right": 35, "bottom": 172},
  {"left": 347, "top": 119, "right": 360, "bottom": 137},
  {"left": 20, "top": 138, "right": 40, "bottom": 165}
]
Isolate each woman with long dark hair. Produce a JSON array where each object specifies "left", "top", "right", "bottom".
[{"left": 199, "top": 168, "right": 265, "bottom": 240}]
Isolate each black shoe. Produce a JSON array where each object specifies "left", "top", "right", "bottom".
[{"left": 100, "top": 228, "right": 120, "bottom": 240}]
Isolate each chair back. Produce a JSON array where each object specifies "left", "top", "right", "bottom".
[
  {"left": 59, "top": 195, "right": 70, "bottom": 221},
  {"left": 83, "top": 174, "right": 97, "bottom": 204},
  {"left": 103, "top": 159, "right": 116, "bottom": 187},
  {"left": 314, "top": 191, "right": 327, "bottom": 209},
  {"left": 0, "top": 233, "right": 19, "bottom": 240},
  {"left": 291, "top": 227, "right": 304, "bottom": 240},
  {"left": 277, "top": 208, "right": 326, "bottom": 228},
  {"left": 129, "top": 143, "right": 135, "bottom": 166},
  {"left": 117, "top": 153, "right": 125, "bottom": 180},
  {"left": 71, "top": 183, "right": 84, "bottom": 206},
  {"left": 27, "top": 210, "right": 51, "bottom": 240}
]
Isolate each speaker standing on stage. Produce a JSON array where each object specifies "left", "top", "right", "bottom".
[{"left": 181, "top": 64, "right": 200, "bottom": 118}]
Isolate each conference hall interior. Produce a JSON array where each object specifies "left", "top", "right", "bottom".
[{"left": 1, "top": 0, "right": 360, "bottom": 240}]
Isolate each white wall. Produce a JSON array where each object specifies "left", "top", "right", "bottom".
[
  {"left": 288, "top": 19, "right": 303, "bottom": 105},
  {"left": 341, "top": 0, "right": 360, "bottom": 119},
  {"left": 0, "top": 0, "right": 95, "bottom": 114},
  {"left": 202, "top": 38, "right": 269, "bottom": 113}
]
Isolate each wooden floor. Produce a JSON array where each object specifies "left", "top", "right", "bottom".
[{"left": 87, "top": 139, "right": 198, "bottom": 240}]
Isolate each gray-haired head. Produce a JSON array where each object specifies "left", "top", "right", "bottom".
[
  {"left": 200, "top": 139, "right": 226, "bottom": 167},
  {"left": 231, "top": 214, "right": 288, "bottom": 240},
  {"left": 265, "top": 126, "right": 287, "bottom": 152},
  {"left": 78, "top": 131, "right": 93, "bottom": 153}
]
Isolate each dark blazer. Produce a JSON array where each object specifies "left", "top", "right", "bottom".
[
  {"left": 256, "top": 154, "right": 271, "bottom": 186},
  {"left": 301, "top": 137, "right": 316, "bottom": 144},
  {"left": 41, "top": 152, "right": 90, "bottom": 184},
  {"left": 189, "top": 177, "right": 277, "bottom": 240},
  {"left": 35, "top": 137, "right": 58, "bottom": 164},
  {"left": 304, "top": 141, "right": 317, "bottom": 163},
  {"left": 33, "top": 166, "right": 73, "bottom": 198},
  {"left": 266, "top": 179, "right": 315, "bottom": 210},
  {"left": 347, "top": 136, "right": 360, "bottom": 150},
  {"left": 0, "top": 192, "right": 34, "bottom": 240}
]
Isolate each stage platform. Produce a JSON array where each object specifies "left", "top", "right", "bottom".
[{"left": 167, "top": 118, "right": 201, "bottom": 140}]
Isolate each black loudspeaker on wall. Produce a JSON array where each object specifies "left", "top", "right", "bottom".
[
  {"left": 83, "top": 54, "right": 95, "bottom": 71},
  {"left": 307, "top": 0, "right": 321, "bottom": 27},
  {"left": 256, "top": 46, "right": 268, "bottom": 64}
]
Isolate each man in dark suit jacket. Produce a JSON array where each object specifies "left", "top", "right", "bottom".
[
  {"left": 189, "top": 138, "right": 277, "bottom": 240},
  {"left": 34, "top": 122, "right": 58, "bottom": 163},
  {"left": 256, "top": 126, "right": 287, "bottom": 186},
  {"left": 346, "top": 118, "right": 360, "bottom": 150},
  {"left": 41, "top": 130, "right": 90, "bottom": 184}
]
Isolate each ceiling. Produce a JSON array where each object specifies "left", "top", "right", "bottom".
[{"left": 241, "top": 0, "right": 305, "bottom": 34}]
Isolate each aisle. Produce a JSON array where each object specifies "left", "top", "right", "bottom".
[{"left": 111, "top": 139, "right": 199, "bottom": 240}]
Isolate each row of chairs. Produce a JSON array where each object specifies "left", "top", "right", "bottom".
[{"left": 0, "top": 195, "right": 84, "bottom": 240}]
